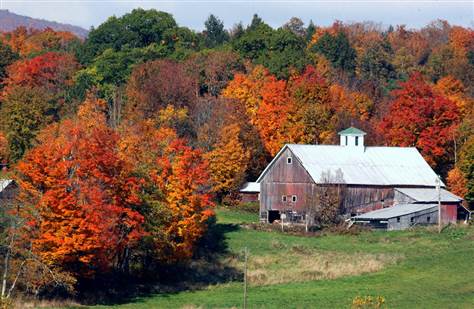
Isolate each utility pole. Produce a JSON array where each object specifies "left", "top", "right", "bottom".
[
  {"left": 436, "top": 175, "right": 442, "bottom": 233},
  {"left": 243, "top": 247, "right": 248, "bottom": 309}
]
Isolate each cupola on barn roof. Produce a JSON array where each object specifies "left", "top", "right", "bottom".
[{"left": 338, "top": 127, "right": 366, "bottom": 135}]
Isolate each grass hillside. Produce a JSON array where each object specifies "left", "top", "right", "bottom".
[{"left": 79, "top": 208, "right": 474, "bottom": 308}]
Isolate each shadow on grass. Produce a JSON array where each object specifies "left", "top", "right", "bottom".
[{"left": 77, "top": 220, "right": 242, "bottom": 306}]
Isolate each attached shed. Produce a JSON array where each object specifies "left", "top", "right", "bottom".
[
  {"left": 239, "top": 182, "right": 260, "bottom": 203},
  {"left": 353, "top": 203, "right": 439, "bottom": 230},
  {"left": 394, "top": 187, "right": 468, "bottom": 222}
]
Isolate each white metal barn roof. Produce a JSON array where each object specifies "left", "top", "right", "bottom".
[
  {"left": 257, "top": 144, "right": 442, "bottom": 187},
  {"left": 0, "top": 179, "right": 13, "bottom": 193},
  {"left": 395, "top": 187, "right": 462, "bottom": 203},
  {"left": 353, "top": 203, "right": 438, "bottom": 220},
  {"left": 240, "top": 182, "right": 260, "bottom": 193}
]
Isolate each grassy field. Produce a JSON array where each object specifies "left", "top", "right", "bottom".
[{"left": 85, "top": 208, "right": 474, "bottom": 308}]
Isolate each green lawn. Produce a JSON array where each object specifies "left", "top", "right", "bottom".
[{"left": 88, "top": 208, "right": 474, "bottom": 308}]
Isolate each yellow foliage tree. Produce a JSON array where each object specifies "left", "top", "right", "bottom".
[{"left": 205, "top": 124, "right": 250, "bottom": 201}]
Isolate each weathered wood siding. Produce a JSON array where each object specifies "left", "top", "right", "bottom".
[
  {"left": 344, "top": 186, "right": 394, "bottom": 214},
  {"left": 260, "top": 148, "right": 313, "bottom": 214}
]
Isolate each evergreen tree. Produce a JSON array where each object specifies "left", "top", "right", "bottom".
[{"left": 204, "top": 14, "right": 229, "bottom": 48}]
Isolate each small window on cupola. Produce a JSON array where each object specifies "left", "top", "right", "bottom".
[{"left": 287, "top": 157, "right": 292, "bottom": 164}]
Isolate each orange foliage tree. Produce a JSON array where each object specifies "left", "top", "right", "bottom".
[
  {"left": 119, "top": 121, "right": 214, "bottom": 262},
  {"left": 287, "top": 65, "right": 335, "bottom": 144},
  {"left": 16, "top": 96, "right": 144, "bottom": 277},
  {"left": 434, "top": 76, "right": 473, "bottom": 116},
  {"left": 446, "top": 167, "right": 468, "bottom": 199},
  {"left": 3, "top": 52, "right": 79, "bottom": 96},
  {"left": 378, "top": 73, "right": 460, "bottom": 169},
  {"left": 0, "top": 27, "right": 77, "bottom": 56},
  {"left": 223, "top": 65, "right": 294, "bottom": 156}
]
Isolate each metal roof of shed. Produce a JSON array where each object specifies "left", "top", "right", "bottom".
[
  {"left": 0, "top": 179, "right": 13, "bottom": 193},
  {"left": 257, "top": 144, "right": 442, "bottom": 187},
  {"left": 395, "top": 187, "right": 462, "bottom": 203},
  {"left": 240, "top": 182, "right": 260, "bottom": 193},
  {"left": 353, "top": 203, "right": 438, "bottom": 220}
]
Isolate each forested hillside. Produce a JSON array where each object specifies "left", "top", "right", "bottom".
[
  {"left": 0, "top": 9, "right": 88, "bottom": 38},
  {"left": 0, "top": 8, "right": 473, "bottom": 301}
]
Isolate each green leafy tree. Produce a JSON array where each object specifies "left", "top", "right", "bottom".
[
  {"left": 203, "top": 14, "right": 229, "bottom": 48},
  {"left": 232, "top": 23, "right": 273, "bottom": 61},
  {"left": 261, "top": 28, "right": 309, "bottom": 78},
  {"left": 233, "top": 25, "right": 309, "bottom": 78},
  {"left": 306, "top": 20, "right": 316, "bottom": 42},
  {"left": 248, "top": 14, "right": 264, "bottom": 31},
  {"left": 0, "top": 42, "right": 19, "bottom": 82},
  {"left": 312, "top": 31, "right": 357, "bottom": 74},
  {"left": 81, "top": 9, "right": 179, "bottom": 63}
]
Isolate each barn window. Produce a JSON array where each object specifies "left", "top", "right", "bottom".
[
  {"left": 396, "top": 217, "right": 400, "bottom": 223},
  {"left": 410, "top": 217, "right": 414, "bottom": 223},
  {"left": 355, "top": 136, "right": 359, "bottom": 146},
  {"left": 427, "top": 216, "right": 431, "bottom": 223},
  {"left": 345, "top": 136, "right": 348, "bottom": 145},
  {"left": 292, "top": 195, "right": 297, "bottom": 202},
  {"left": 282, "top": 195, "right": 287, "bottom": 202},
  {"left": 287, "top": 157, "right": 292, "bottom": 164}
]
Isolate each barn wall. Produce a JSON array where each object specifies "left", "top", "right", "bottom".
[
  {"left": 344, "top": 186, "right": 394, "bottom": 214},
  {"left": 393, "top": 190, "right": 416, "bottom": 204},
  {"left": 387, "top": 208, "right": 437, "bottom": 230},
  {"left": 260, "top": 148, "right": 314, "bottom": 215},
  {"left": 441, "top": 204, "right": 457, "bottom": 224}
]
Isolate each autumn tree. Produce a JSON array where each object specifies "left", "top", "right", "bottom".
[
  {"left": 184, "top": 50, "right": 244, "bottom": 96},
  {"left": 3, "top": 52, "right": 79, "bottom": 95},
  {"left": 223, "top": 65, "right": 294, "bottom": 156},
  {"left": 378, "top": 73, "right": 460, "bottom": 170},
  {"left": 287, "top": 65, "right": 336, "bottom": 144},
  {"left": 446, "top": 167, "right": 468, "bottom": 199},
  {"left": 0, "top": 86, "right": 56, "bottom": 161},
  {"left": 205, "top": 124, "right": 250, "bottom": 202},
  {"left": 458, "top": 136, "right": 474, "bottom": 206},
  {"left": 16, "top": 96, "right": 145, "bottom": 278},
  {"left": 124, "top": 59, "right": 197, "bottom": 122},
  {"left": 119, "top": 121, "right": 214, "bottom": 263},
  {"left": 0, "top": 132, "right": 9, "bottom": 167}
]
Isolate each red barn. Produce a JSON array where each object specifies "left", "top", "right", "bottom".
[{"left": 256, "top": 127, "right": 466, "bottom": 229}]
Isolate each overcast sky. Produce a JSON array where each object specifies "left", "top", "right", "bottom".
[{"left": 1, "top": 1, "right": 473, "bottom": 31}]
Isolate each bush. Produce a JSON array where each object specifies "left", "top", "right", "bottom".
[{"left": 234, "top": 201, "right": 259, "bottom": 213}]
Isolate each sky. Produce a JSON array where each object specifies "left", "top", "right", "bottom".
[{"left": 0, "top": 0, "right": 473, "bottom": 31}]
